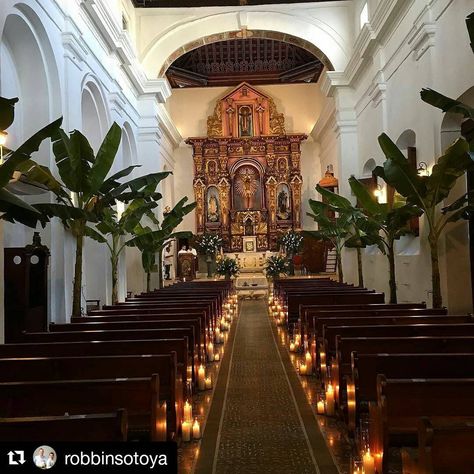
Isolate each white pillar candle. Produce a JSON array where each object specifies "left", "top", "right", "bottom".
[
  {"left": 205, "top": 376, "right": 212, "bottom": 390},
  {"left": 184, "top": 400, "right": 192, "bottom": 422},
  {"left": 198, "top": 365, "right": 206, "bottom": 391},
  {"left": 363, "top": 450, "right": 375, "bottom": 474},
  {"left": 192, "top": 418, "right": 201, "bottom": 439},
  {"left": 214, "top": 352, "right": 220, "bottom": 362},
  {"left": 326, "top": 384, "right": 335, "bottom": 415},
  {"left": 289, "top": 342, "right": 295, "bottom": 352},
  {"left": 317, "top": 400, "right": 325, "bottom": 414},
  {"left": 215, "top": 328, "right": 221, "bottom": 343},
  {"left": 182, "top": 421, "right": 191, "bottom": 442},
  {"left": 300, "top": 363, "right": 307, "bottom": 375}
]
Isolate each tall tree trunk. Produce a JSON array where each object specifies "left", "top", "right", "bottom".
[
  {"left": 336, "top": 249, "right": 343, "bottom": 283},
  {"left": 387, "top": 241, "right": 397, "bottom": 304},
  {"left": 72, "top": 223, "right": 85, "bottom": 318},
  {"left": 157, "top": 250, "right": 163, "bottom": 289},
  {"left": 356, "top": 247, "right": 364, "bottom": 288},
  {"left": 111, "top": 236, "right": 119, "bottom": 305},
  {"left": 429, "top": 233, "right": 442, "bottom": 308},
  {"left": 146, "top": 272, "right": 151, "bottom": 293}
]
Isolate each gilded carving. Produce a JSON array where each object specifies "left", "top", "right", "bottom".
[
  {"left": 269, "top": 98, "right": 286, "bottom": 135},
  {"left": 207, "top": 102, "right": 223, "bottom": 137}
]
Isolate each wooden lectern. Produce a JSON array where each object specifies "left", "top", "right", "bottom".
[{"left": 178, "top": 253, "right": 196, "bottom": 280}]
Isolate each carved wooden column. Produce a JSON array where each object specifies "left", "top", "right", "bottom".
[
  {"left": 218, "top": 177, "right": 231, "bottom": 231},
  {"left": 290, "top": 175, "right": 303, "bottom": 230},
  {"left": 193, "top": 178, "right": 206, "bottom": 233}
]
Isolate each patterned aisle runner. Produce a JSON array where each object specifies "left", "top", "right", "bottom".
[{"left": 203, "top": 299, "right": 333, "bottom": 474}]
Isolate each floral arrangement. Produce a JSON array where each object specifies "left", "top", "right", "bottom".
[
  {"left": 280, "top": 230, "right": 304, "bottom": 255},
  {"left": 195, "top": 232, "right": 223, "bottom": 255},
  {"left": 215, "top": 256, "right": 240, "bottom": 278},
  {"left": 264, "top": 255, "right": 290, "bottom": 279}
]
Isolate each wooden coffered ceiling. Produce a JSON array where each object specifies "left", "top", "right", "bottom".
[
  {"left": 166, "top": 38, "right": 324, "bottom": 88},
  {"left": 131, "top": 1, "right": 343, "bottom": 6}
]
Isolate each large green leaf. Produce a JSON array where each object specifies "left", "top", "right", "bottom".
[
  {"left": 89, "top": 123, "right": 121, "bottom": 197},
  {"left": 349, "top": 176, "right": 384, "bottom": 217},
  {"left": 376, "top": 133, "right": 426, "bottom": 207},
  {"left": 420, "top": 89, "right": 474, "bottom": 118},
  {"left": 33, "top": 203, "right": 90, "bottom": 222},
  {"left": 0, "top": 188, "right": 46, "bottom": 227},
  {"left": 316, "top": 184, "right": 353, "bottom": 209},
  {"left": 0, "top": 118, "right": 63, "bottom": 188},
  {"left": 424, "top": 137, "right": 471, "bottom": 207},
  {"left": 101, "top": 165, "right": 141, "bottom": 194},
  {"left": 84, "top": 225, "right": 108, "bottom": 243},
  {"left": 0, "top": 97, "right": 18, "bottom": 130}
]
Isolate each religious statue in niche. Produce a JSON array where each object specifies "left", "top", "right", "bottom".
[
  {"left": 234, "top": 166, "right": 260, "bottom": 210},
  {"left": 244, "top": 218, "right": 254, "bottom": 236},
  {"left": 276, "top": 183, "right": 291, "bottom": 220},
  {"left": 238, "top": 105, "right": 253, "bottom": 137},
  {"left": 206, "top": 186, "right": 220, "bottom": 223}
]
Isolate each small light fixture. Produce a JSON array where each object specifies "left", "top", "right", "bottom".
[
  {"left": 373, "top": 184, "right": 382, "bottom": 198},
  {"left": 0, "top": 131, "right": 7, "bottom": 165},
  {"left": 417, "top": 161, "right": 429, "bottom": 176}
]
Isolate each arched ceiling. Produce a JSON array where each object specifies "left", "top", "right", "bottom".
[
  {"left": 131, "top": 1, "right": 345, "bottom": 7},
  {"left": 166, "top": 37, "right": 324, "bottom": 88}
]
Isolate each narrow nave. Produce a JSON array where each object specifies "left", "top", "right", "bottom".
[{"left": 195, "top": 300, "right": 338, "bottom": 474}]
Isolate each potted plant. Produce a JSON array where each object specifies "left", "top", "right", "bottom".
[
  {"left": 195, "top": 232, "right": 223, "bottom": 277},
  {"left": 280, "top": 230, "right": 303, "bottom": 275},
  {"left": 215, "top": 256, "right": 240, "bottom": 280},
  {"left": 264, "top": 254, "right": 290, "bottom": 281}
]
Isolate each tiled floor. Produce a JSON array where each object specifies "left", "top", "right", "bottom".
[{"left": 195, "top": 299, "right": 338, "bottom": 474}]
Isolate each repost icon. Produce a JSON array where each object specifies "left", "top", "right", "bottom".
[{"left": 7, "top": 451, "right": 25, "bottom": 466}]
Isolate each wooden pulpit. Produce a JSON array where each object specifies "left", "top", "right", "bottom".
[{"left": 178, "top": 253, "right": 196, "bottom": 280}]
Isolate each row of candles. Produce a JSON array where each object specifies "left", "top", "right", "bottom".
[
  {"left": 352, "top": 449, "right": 383, "bottom": 474},
  {"left": 182, "top": 293, "right": 238, "bottom": 443}
]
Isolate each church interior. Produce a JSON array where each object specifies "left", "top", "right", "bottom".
[{"left": 0, "top": 0, "right": 473, "bottom": 472}]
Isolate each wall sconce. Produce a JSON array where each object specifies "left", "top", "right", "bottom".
[
  {"left": 417, "top": 161, "right": 429, "bottom": 176},
  {"left": 0, "top": 131, "right": 8, "bottom": 165},
  {"left": 373, "top": 184, "right": 382, "bottom": 198}
]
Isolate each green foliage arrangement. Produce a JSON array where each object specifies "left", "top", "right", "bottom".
[
  {"left": 215, "top": 256, "right": 240, "bottom": 278},
  {"left": 264, "top": 254, "right": 290, "bottom": 279},
  {"left": 195, "top": 232, "right": 223, "bottom": 255}
]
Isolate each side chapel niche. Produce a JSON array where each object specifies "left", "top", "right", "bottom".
[{"left": 187, "top": 83, "right": 306, "bottom": 252}]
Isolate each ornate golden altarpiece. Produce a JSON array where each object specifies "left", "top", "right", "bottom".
[{"left": 187, "top": 83, "right": 306, "bottom": 252}]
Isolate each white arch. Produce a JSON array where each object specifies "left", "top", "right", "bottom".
[
  {"left": 122, "top": 121, "right": 137, "bottom": 167},
  {"left": 141, "top": 10, "right": 350, "bottom": 78}
]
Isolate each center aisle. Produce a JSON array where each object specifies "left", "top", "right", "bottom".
[{"left": 194, "top": 300, "right": 338, "bottom": 474}]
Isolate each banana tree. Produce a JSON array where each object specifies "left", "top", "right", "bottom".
[
  {"left": 349, "top": 175, "right": 421, "bottom": 303},
  {"left": 305, "top": 186, "right": 355, "bottom": 283},
  {"left": 373, "top": 134, "right": 473, "bottom": 307},
  {"left": 0, "top": 96, "right": 62, "bottom": 227},
  {"left": 92, "top": 195, "right": 161, "bottom": 304},
  {"left": 15, "top": 123, "right": 170, "bottom": 317},
  {"left": 126, "top": 197, "right": 196, "bottom": 291}
]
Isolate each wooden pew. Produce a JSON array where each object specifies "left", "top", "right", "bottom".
[
  {"left": 369, "top": 376, "right": 474, "bottom": 472},
  {"left": 0, "top": 353, "right": 182, "bottom": 440},
  {"left": 0, "top": 338, "right": 189, "bottom": 395},
  {"left": 0, "top": 375, "right": 167, "bottom": 441},
  {"left": 402, "top": 417, "right": 474, "bottom": 474},
  {"left": 22, "top": 328, "right": 196, "bottom": 389},
  {"left": 333, "top": 336, "right": 474, "bottom": 408},
  {"left": 0, "top": 410, "right": 128, "bottom": 442},
  {"left": 346, "top": 353, "right": 474, "bottom": 433}
]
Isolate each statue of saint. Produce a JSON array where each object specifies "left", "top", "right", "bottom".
[{"left": 207, "top": 193, "right": 220, "bottom": 222}]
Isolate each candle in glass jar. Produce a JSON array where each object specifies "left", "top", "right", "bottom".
[
  {"left": 192, "top": 418, "right": 201, "bottom": 439},
  {"left": 317, "top": 400, "right": 325, "bottom": 414},
  {"left": 207, "top": 342, "right": 214, "bottom": 362},
  {"left": 184, "top": 400, "right": 192, "bottom": 422},
  {"left": 326, "top": 384, "right": 335, "bottom": 415},
  {"left": 363, "top": 449, "right": 375, "bottom": 474},
  {"left": 198, "top": 365, "right": 206, "bottom": 391},
  {"left": 300, "top": 363, "right": 307, "bottom": 375},
  {"left": 305, "top": 351, "right": 312, "bottom": 372},
  {"left": 205, "top": 376, "right": 212, "bottom": 390},
  {"left": 289, "top": 342, "right": 295, "bottom": 352},
  {"left": 182, "top": 421, "right": 191, "bottom": 442},
  {"left": 214, "top": 352, "right": 220, "bottom": 362}
]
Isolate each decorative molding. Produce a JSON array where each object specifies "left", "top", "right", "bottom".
[
  {"left": 157, "top": 104, "right": 182, "bottom": 148},
  {"left": 407, "top": 22, "right": 436, "bottom": 61},
  {"left": 367, "top": 71, "right": 387, "bottom": 108}
]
